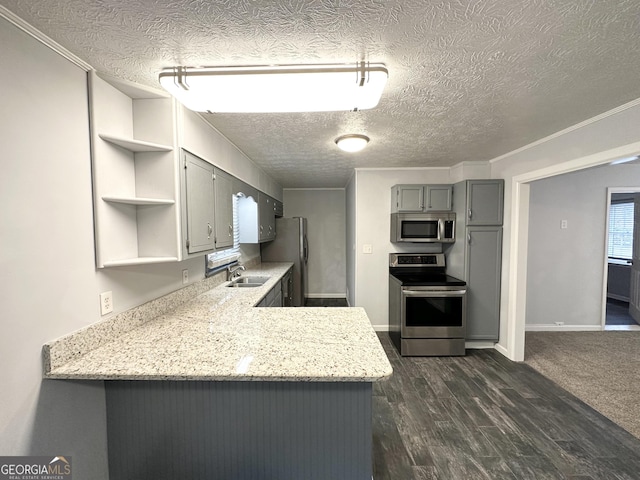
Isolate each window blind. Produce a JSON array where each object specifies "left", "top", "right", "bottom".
[
  {"left": 608, "top": 201, "right": 634, "bottom": 260},
  {"left": 206, "top": 194, "right": 241, "bottom": 272}
]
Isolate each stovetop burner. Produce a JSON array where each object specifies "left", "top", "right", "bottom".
[{"left": 390, "top": 272, "right": 466, "bottom": 287}]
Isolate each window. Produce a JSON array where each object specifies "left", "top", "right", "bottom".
[
  {"left": 205, "top": 194, "right": 241, "bottom": 275},
  {"left": 608, "top": 201, "right": 634, "bottom": 261}
]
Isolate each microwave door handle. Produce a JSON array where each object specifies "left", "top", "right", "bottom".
[{"left": 438, "top": 219, "right": 445, "bottom": 241}]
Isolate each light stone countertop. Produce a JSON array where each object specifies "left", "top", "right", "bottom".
[{"left": 43, "top": 262, "right": 393, "bottom": 382}]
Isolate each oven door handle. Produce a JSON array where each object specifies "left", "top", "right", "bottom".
[{"left": 403, "top": 289, "right": 467, "bottom": 296}]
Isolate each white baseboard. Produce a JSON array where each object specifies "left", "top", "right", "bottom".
[
  {"left": 494, "top": 343, "right": 510, "bottom": 358},
  {"left": 372, "top": 325, "right": 389, "bottom": 332},
  {"left": 305, "top": 293, "right": 347, "bottom": 299},
  {"left": 525, "top": 324, "right": 602, "bottom": 332}
]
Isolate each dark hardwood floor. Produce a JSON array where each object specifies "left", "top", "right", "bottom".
[
  {"left": 373, "top": 333, "right": 640, "bottom": 480},
  {"left": 304, "top": 298, "right": 349, "bottom": 307}
]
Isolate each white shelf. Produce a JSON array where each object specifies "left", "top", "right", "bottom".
[
  {"left": 99, "top": 134, "right": 173, "bottom": 153},
  {"left": 102, "top": 195, "right": 175, "bottom": 206},
  {"left": 90, "top": 71, "right": 181, "bottom": 268},
  {"left": 102, "top": 257, "right": 180, "bottom": 267}
]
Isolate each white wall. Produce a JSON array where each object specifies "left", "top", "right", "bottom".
[
  {"left": 0, "top": 13, "right": 282, "bottom": 476},
  {"left": 0, "top": 16, "right": 109, "bottom": 478},
  {"left": 181, "top": 109, "right": 283, "bottom": 201},
  {"left": 353, "top": 168, "right": 455, "bottom": 328},
  {"left": 526, "top": 164, "right": 640, "bottom": 328},
  {"left": 283, "top": 189, "right": 346, "bottom": 297},
  {"left": 345, "top": 174, "right": 357, "bottom": 306},
  {"left": 491, "top": 99, "right": 640, "bottom": 360}
]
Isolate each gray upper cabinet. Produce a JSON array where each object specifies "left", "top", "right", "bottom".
[
  {"left": 392, "top": 185, "right": 424, "bottom": 212},
  {"left": 184, "top": 151, "right": 215, "bottom": 254},
  {"left": 213, "top": 168, "right": 233, "bottom": 250},
  {"left": 391, "top": 184, "right": 452, "bottom": 212},
  {"left": 259, "top": 193, "right": 277, "bottom": 242},
  {"left": 465, "top": 180, "right": 504, "bottom": 226},
  {"left": 425, "top": 185, "right": 453, "bottom": 211},
  {"left": 238, "top": 191, "right": 277, "bottom": 244}
]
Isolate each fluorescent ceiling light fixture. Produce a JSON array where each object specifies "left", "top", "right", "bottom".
[
  {"left": 335, "top": 134, "right": 370, "bottom": 152},
  {"left": 158, "top": 63, "right": 388, "bottom": 113},
  {"left": 610, "top": 155, "right": 640, "bottom": 165}
]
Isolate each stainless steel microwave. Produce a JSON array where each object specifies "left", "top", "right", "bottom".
[{"left": 390, "top": 212, "right": 456, "bottom": 243}]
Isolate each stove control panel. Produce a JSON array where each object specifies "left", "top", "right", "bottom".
[{"left": 389, "top": 253, "right": 445, "bottom": 268}]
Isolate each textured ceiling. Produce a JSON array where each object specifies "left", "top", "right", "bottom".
[{"left": 4, "top": 0, "right": 640, "bottom": 187}]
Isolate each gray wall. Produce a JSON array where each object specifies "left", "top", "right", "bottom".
[
  {"left": 526, "top": 164, "right": 640, "bottom": 328},
  {"left": 283, "top": 189, "right": 346, "bottom": 297}
]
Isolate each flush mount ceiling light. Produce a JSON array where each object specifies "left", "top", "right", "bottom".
[
  {"left": 335, "top": 134, "right": 370, "bottom": 152},
  {"left": 158, "top": 63, "right": 388, "bottom": 113}
]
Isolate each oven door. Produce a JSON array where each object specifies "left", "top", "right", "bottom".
[{"left": 401, "top": 287, "right": 467, "bottom": 338}]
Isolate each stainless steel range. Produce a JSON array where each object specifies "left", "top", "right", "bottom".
[{"left": 389, "top": 253, "right": 467, "bottom": 356}]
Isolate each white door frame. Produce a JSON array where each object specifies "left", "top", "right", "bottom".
[{"left": 506, "top": 142, "right": 640, "bottom": 361}]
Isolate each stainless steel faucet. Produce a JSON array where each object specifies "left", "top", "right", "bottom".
[{"left": 227, "top": 264, "right": 246, "bottom": 281}]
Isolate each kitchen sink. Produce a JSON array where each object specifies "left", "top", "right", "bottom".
[{"left": 226, "top": 276, "right": 269, "bottom": 288}]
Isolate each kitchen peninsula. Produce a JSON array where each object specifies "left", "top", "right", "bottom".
[{"left": 43, "top": 262, "right": 392, "bottom": 480}]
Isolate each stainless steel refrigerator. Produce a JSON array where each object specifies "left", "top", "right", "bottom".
[{"left": 260, "top": 217, "right": 308, "bottom": 306}]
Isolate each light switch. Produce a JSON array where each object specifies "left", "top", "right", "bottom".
[{"left": 362, "top": 244, "right": 373, "bottom": 254}]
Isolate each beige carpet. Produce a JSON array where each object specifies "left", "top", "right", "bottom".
[{"left": 525, "top": 331, "right": 640, "bottom": 439}]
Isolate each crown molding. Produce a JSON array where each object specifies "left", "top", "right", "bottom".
[
  {"left": 490, "top": 96, "right": 640, "bottom": 165},
  {"left": 0, "top": 6, "right": 92, "bottom": 71}
]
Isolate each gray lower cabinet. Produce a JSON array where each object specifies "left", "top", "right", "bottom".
[
  {"left": 183, "top": 151, "right": 215, "bottom": 254},
  {"left": 257, "top": 278, "right": 285, "bottom": 307},
  {"left": 105, "top": 380, "right": 373, "bottom": 480},
  {"left": 465, "top": 226, "right": 503, "bottom": 340},
  {"left": 282, "top": 268, "right": 293, "bottom": 306}
]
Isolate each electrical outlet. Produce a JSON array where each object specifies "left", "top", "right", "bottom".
[
  {"left": 182, "top": 269, "right": 189, "bottom": 285},
  {"left": 561, "top": 219, "right": 568, "bottom": 229},
  {"left": 100, "top": 291, "right": 113, "bottom": 316},
  {"left": 555, "top": 321, "right": 564, "bottom": 326},
  {"left": 362, "top": 244, "right": 373, "bottom": 254}
]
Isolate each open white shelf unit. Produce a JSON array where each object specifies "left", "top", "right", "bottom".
[{"left": 89, "top": 71, "right": 182, "bottom": 268}]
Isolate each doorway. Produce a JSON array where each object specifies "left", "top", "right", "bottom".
[
  {"left": 507, "top": 142, "right": 640, "bottom": 362},
  {"left": 604, "top": 189, "right": 640, "bottom": 330}
]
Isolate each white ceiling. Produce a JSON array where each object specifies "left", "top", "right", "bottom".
[{"left": 4, "top": 0, "right": 640, "bottom": 188}]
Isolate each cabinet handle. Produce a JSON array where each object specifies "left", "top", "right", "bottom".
[
  {"left": 228, "top": 224, "right": 233, "bottom": 237},
  {"left": 467, "top": 233, "right": 471, "bottom": 244},
  {"left": 468, "top": 209, "right": 472, "bottom": 220},
  {"left": 207, "top": 223, "right": 212, "bottom": 238}
]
